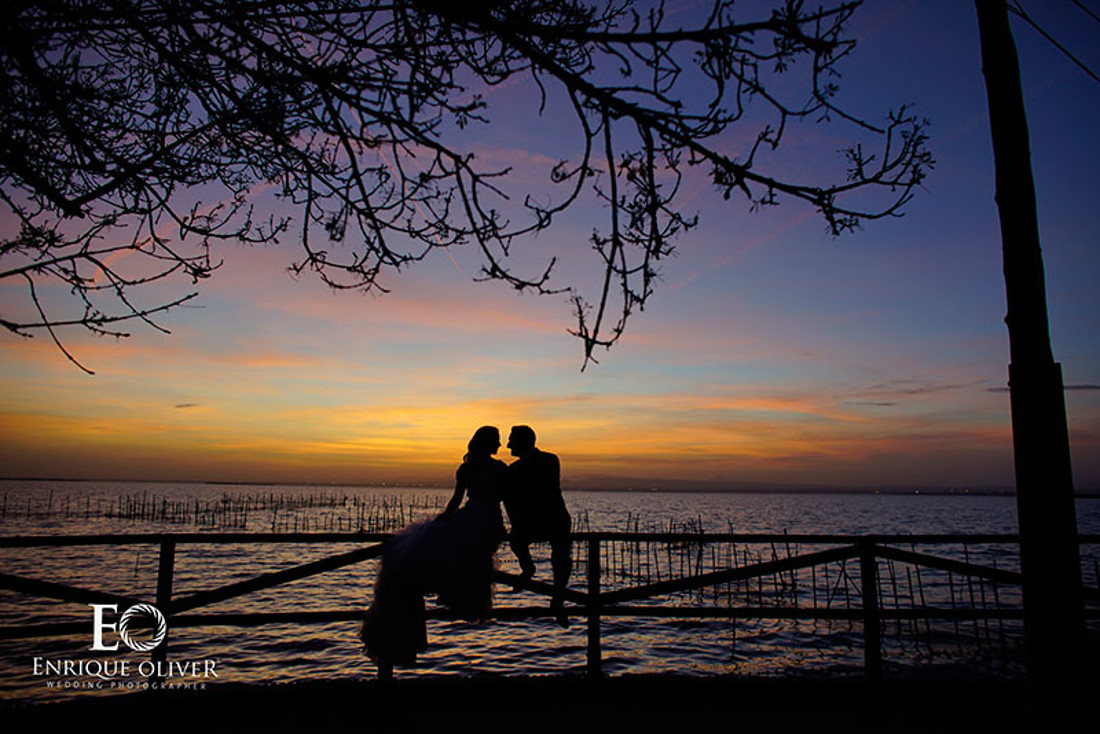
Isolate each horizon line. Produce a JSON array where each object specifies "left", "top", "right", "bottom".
[{"left": 4, "top": 475, "right": 1098, "bottom": 497}]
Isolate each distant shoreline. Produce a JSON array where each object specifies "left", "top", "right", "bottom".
[{"left": 2, "top": 476, "right": 1098, "bottom": 498}]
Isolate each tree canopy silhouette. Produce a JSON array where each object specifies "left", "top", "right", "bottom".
[{"left": 0, "top": 0, "right": 932, "bottom": 371}]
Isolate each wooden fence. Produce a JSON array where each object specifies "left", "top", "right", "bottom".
[{"left": 1, "top": 532, "right": 1097, "bottom": 680}]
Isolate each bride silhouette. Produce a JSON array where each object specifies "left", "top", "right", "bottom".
[{"left": 360, "top": 426, "right": 507, "bottom": 675}]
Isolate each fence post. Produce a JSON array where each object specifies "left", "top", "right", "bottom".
[
  {"left": 859, "top": 540, "right": 882, "bottom": 682},
  {"left": 586, "top": 536, "right": 602, "bottom": 677},
  {"left": 150, "top": 539, "right": 176, "bottom": 685}
]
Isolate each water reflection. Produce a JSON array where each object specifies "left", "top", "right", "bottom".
[{"left": 2, "top": 481, "right": 1097, "bottom": 705}]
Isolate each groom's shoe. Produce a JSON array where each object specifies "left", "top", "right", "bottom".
[
  {"left": 551, "top": 597, "right": 570, "bottom": 629},
  {"left": 510, "top": 566, "right": 534, "bottom": 591}
]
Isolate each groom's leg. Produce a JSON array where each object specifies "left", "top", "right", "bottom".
[
  {"left": 549, "top": 533, "right": 572, "bottom": 590},
  {"left": 510, "top": 534, "right": 536, "bottom": 578},
  {"left": 549, "top": 533, "right": 573, "bottom": 628}
]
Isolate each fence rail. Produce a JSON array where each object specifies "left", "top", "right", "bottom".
[{"left": 2, "top": 532, "right": 1098, "bottom": 680}]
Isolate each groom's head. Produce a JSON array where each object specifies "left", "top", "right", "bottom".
[{"left": 507, "top": 425, "right": 537, "bottom": 456}]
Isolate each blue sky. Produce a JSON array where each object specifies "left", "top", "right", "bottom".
[{"left": 1, "top": 0, "right": 1097, "bottom": 490}]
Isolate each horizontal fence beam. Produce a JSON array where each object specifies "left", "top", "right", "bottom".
[
  {"left": 600, "top": 544, "right": 862, "bottom": 605},
  {"left": 576, "top": 532, "right": 1033, "bottom": 544},
  {"left": 2, "top": 603, "right": 1060, "bottom": 641},
  {"left": 168, "top": 543, "right": 384, "bottom": 614},
  {"left": 0, "top": 621, "right": 88, "bottom": 641},
  {"left": 13, "top": 532, "right": 1100, "bottom": 548},
  {"left": 876, "top": 545, "right": 1024, "bottom": 585},
  {"left": 496, "top": 570, "right": 587, "bottom": 605},
  {"left": 0, "top": 532, "right": 393, "bottom": 547},
  {"left": 0, "top": 570, "right": 141, "bottom": 609},
  {"left": 587, "top": 605, "right": 1032, "bottom": 621}
]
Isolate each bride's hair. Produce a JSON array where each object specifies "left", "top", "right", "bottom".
[{"left": 464, "top": 426, "right": 500, "bottom": 463}]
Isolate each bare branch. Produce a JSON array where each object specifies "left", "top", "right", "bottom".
[{"left": 1, "top": 0, "right": 933, "bottom": 369}]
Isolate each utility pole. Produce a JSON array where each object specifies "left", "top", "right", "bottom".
[{"left": 974, "top": 0, "right": 1085, "bottom": 713}]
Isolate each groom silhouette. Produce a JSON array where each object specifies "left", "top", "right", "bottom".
[{"left": 504, "top": 425, "right": 572, "bottom": 628}]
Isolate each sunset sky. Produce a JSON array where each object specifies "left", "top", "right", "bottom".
[{"left": 1, "top": 0, "right": 1098, "bottom": 490}]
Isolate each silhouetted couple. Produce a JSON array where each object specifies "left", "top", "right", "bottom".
[{"left": 360, "top": 425, "right": 572, "bottom": 675}]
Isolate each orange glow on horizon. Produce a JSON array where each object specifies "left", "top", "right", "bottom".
[{"left": 0, "top": 372, "right": 1023, "bottom": 488}]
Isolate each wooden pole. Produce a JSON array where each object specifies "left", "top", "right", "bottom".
[
  {"left": 151, "top": 540, "right": 176, "bottom": 685},
  {"left": 859, "top": 541, "right": 882, "bottom": 682},
  {"left": 974, "top": 0, "right": 1085, "bottom": 710},
  {"left": 586, "top": 537, "right": 602, "bottom": 676}
]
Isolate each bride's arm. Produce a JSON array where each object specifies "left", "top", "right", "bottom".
[{"left": 440, "top": 471, "right": 466, "bottom": 518}]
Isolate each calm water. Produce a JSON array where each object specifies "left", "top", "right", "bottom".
[{"left": 2, "top": 480, "right": 1098, "bottom": 704}]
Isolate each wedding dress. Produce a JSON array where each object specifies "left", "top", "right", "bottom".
[{"left": 361, "top": 457, "right": 506, "bottom": 666}]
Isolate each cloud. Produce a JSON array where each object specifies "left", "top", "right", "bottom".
[
  {"left": 847, "top": 377, "right": 988, "bottom": 399},
  {"left": 987, "top": 384, "right": 1100, "bottom": 393}
]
